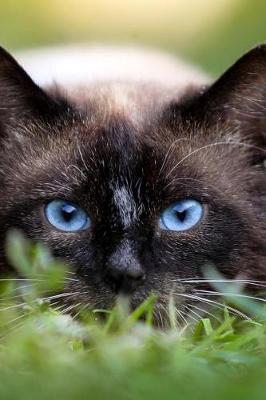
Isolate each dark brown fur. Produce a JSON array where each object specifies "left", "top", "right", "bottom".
[{"left": 0, "top": 45, "right": 265, "bottom": 325}]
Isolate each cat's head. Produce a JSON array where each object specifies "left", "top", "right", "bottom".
[{"left": 0, "top": 45, "right": 264, "bottom": 325}]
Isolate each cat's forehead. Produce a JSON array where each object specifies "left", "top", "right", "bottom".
[
  {"left": 61, "top": 81, "right": 184, "bottom": 129},
  {"left": 14, "top": 107, "right": 208, "bottom": 191},
  {"left": 5, "top": 79, "right": 250, "bottom": 208}
]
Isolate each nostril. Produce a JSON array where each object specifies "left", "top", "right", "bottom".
[
  {"left": 125, "top": 265, "right": 145, "bottom": 280},
  {"left": 105, "top": 263, "right": 145, "bottom": 293},
  {"left": 107, "top": 263, "right": 145, "bottom": 281}
]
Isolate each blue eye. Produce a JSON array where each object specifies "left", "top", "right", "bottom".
[
  {"left": 159, "top": 199, "right": 203, "bottom": 232},
  {"left": 44, "top": 200, "right": 91, "bottom": 232}
]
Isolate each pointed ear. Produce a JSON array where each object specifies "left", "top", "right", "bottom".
[
  {"left": 0, "top": 46, "right": 64, "bottom": 126},
  {"left": 187, "top": 44, "right": 266, "bottom": 149}
]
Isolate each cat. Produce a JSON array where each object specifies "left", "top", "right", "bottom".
[{"left": 0, "top": 43, "right": 265, "bottom": 326}]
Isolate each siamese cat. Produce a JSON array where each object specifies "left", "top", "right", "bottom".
[{"left": 0, "top": 44, "right": 264, "bottom": 325}]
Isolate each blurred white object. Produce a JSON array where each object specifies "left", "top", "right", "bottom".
[{"left": 16, "top": 45, "right": 209, "bottom": 89}]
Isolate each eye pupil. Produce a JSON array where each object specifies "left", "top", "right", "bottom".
[
  {"left": 61, "top": 205, "right": 76, "bottom": 222},
  {"left": 176, "top": 210, "right": 187, "bottom": 222}
]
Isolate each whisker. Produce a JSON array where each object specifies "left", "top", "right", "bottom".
[
  {"left": 165, "top": 140, "right": 265, "bottom": 179},
  {"left": 162, "top": 176, "right": 226, "bottom": 196},
  {"left": 0, "top": 284, "right": 39, "bottom": 303},
  {"left": 51, "top": 302, "right": 70, "bottom": 312},
  {"left": 0, "top": 292, "right": 81, "bottom": 312},
  {"left": 72, "top": 299, "right": 90, "bottom": 321},
  {"left": 0, "top": 293, "right": 27, "bottom": 303},
  {"left": 0, "top": 278, "right": 46, "bottom": 282},
  {"left": 179, "top": 279, "right": 266, "bottom": 288},
  {"left": 182, "top": 306, "right": 200, "bottom": 324},
  {"left": 0, "top": 302, "right": 28, "bottom": 312},
  {"left": 174, "top": 292, "right": 252, "bottom": 321},
  {"left": 60, "top": 303, "right": 81, "bottom": 315},
  {"left": 176, "top": 309, "right": 194, "bottom": 332},
  {"left": 158, "top": 137, "right": 188, "bottom": 177},
  {"left": 64, "top": 277, "right": 79, "bottom": 283},
  {"left": 154, "top": 303, "right": 166, "bottom": 329},
  {"left": 1, "top": 312, "right": 28, "bottom": 328},
  {"left": 195, "top": 290, "right": 266, "bottom": 303},
  {"left": 160, "top": 302, "right": 174, "bottom": 329},
  {"left": 185, "top": 302, "right": 222, "bottom": 322},
  {"left": 0, "top": 319, "right": 28, "bottom": 341},
  {"left": 12, "top": 283, "right": 38, "bottom": 291},
  {"left": 77, "top": 143, "right": 89, "bottom": 173},
  {"left": 40, "top": 292, "right": 82, "bottom": 302}
]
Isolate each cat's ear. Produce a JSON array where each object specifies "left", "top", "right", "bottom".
[
  {"left": 186, "top": 44, "right": 266, "bottom": 148},
  {"left": 0, "top": 46, "right": 62, "bottom": 126}
]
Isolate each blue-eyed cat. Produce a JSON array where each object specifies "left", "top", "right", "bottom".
[{"left": 0, "top": 44, "right": 265, "bottom": 326}]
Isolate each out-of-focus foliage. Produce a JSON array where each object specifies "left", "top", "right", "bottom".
[
  {"left": 0, "top": 233, "right": 266, "bottom": 400},
  {"left": 0, "top": 0, "right": 265, "bottom": 75}
]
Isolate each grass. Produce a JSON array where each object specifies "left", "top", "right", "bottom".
[{"left": 0, "top": 231, "right": 266, "bottom": 400}]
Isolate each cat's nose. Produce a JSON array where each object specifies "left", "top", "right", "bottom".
[
  {"left": 106, "top": 262, "right": 145, "bottom": 293},
  {"left": 105, "top": 240, "right": 145, "bottom": 293}
]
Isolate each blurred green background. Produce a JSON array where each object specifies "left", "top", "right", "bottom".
[{"left": 0, "top": 0, "right": 265, "bottom": 76}]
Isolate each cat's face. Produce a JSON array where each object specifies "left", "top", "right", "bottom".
[{"left": 0, "top": 45, "right": 265, "bottom": 324}]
